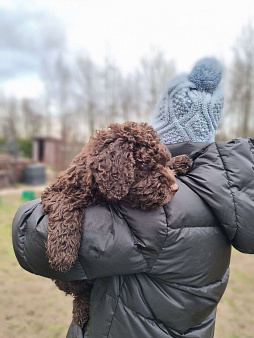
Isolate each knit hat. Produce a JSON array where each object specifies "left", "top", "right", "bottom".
[{"left": 150, "top": 57, "right": 224, "bottom": 144}]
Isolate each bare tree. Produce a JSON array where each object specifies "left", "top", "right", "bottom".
[
  {"left": 101, "top": 57, "right": 122, "bottom": 126},
  {"left": 0, "top": 97, "right": 19, "bottom": 183},
  {"left": 76, "top": 55, "right": 99, "bottom": 136},
  {"left": 41, "top": 54, "right": 76, "bottom": 168},
  {"left": 120, "top": 74, "right": 134, "bottom": 121},
  {"left": 228, "top": 23, "right": 254, "bottom": 137},
  {"left": 0, "top": 92, "right": 6, "bottom": 138},
  {"left": 21, "top": 99, "right": 43, "bottom": 138},
  {"left": 40, "top": 60, "right": 55, "bottom": 137},
  {"left": 141, "top": 49, "right": 176, "bottom": 117},
  {"left": 120, "top": 71, "right": 145, "bottom": 122},
  {"left": 55, "top": 56, "right": 72, "bottom": 140},
  {"left": 39, "top": 22, "right": 68, "bottom": 138},
  {"left": 2, "top": 97, "right": 19, "bottom": 141},
  {"left": 132, "top": 70, "right": 145, "bottom": 121}
]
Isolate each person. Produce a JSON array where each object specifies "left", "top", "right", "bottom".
[{"left": 12, "top": 58, "right": 254, "bottom": 338}]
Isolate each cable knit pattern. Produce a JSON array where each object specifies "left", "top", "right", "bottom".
[{"left": 150, "top": 57, "right": 224, "bottom": 144}]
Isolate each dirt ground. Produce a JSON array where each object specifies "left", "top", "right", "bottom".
[
  {"left": 215, "top": 250, "right": 254, "bottom": 338},
  {"left": 1, "top": 191, "right": 254, "bottom": 338}
]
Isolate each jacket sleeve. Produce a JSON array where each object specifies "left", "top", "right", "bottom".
[
  {"left": 12, "top": 199, "right": 88, "bottom": 281},
  {"left": 181, "top": 137, "right": 254, "bottom": 253},
  {"left": 12, "top": 199, "right": 163, "bottom": 281}
]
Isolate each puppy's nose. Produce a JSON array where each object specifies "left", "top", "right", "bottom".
[{"left": 171, "top": 183, "right": 179, "bottom": 193}]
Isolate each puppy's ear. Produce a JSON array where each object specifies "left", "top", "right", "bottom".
[
  {"left": 90, "top": 138, "right": 135, "bottom": 201},
  {"left": 42, "top": 150, "right": 93, "bottom": 273}
]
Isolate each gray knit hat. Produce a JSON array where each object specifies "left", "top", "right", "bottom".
[{"left": 150, "top": 57, "right": 224, "bottom": 144}]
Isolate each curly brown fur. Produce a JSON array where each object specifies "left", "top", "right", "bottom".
[
  {"left": 170, "top": 154, "right": 193, "bottom": 175},
  {"left": 54, "top": 280, "right": 93, "bottom": 327},
  {"left": 41, "top": 121, "right": 192, "bottom": 327}
]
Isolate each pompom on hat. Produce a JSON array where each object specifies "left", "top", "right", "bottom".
[{"left": 150, "top": 57, "right": 224, "bottom": 144}]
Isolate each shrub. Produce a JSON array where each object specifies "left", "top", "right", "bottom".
[{"left": 17, "top": 138, "right": 32, "bottom": 158}]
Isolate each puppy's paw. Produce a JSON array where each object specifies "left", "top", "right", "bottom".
[
  {"left": 73, "top": 296, "right": 90, "bottom": 327},
  {"left": 171, "top": 155, "right": 193, "bottom": 175}
]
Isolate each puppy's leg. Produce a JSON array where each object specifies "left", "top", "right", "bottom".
[
  {"left": 73, "top": 295, "right": 90, "bottom": 327},
  {"left": 55, "top": 280, "right": 93, "bottom": 328}
]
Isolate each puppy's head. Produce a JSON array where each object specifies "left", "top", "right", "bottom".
[{"left": 88, "top": 121, "right": 178, "bottom": 210}]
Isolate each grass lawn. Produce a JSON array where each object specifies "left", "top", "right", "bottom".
[
  {"left": 0, "top": 193, "right": 72, "bottom": 338},
  {"left": 0, "top": 193, "right": 254, "bottom": 337}
]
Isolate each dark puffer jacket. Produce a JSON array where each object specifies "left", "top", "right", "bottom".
[{"left": 12, "top": 138, "right": 254, "bottom": 338}]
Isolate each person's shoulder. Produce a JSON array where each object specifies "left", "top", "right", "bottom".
[
  {"left": 13, "top": 198, "right": 42, "bottom": 227},
  {"left": 214, "top": 137, "right": 254, "bottom": 163},
  {"left": 15, "top": 198, "right": 41, "bottom": 213},
  {"left": 83, "top": 203, "right": 167, "bottom": 230},
  {"left": 12, "top": 198, "right": 44, "bottom": 274}
]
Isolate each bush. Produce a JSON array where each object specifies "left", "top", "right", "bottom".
[
  {"left": 0, "top": 138, "right": 32, "bottom": 158},
  {"left": 0, "top": 137, "right": 5, "bottom": 153},
  {"left": 17, "top": 138, "right": 32, "bottom": 158}
]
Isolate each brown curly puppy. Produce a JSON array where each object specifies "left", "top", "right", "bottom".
[{"left": 41, "top": 122, "right": 192, "bottom": 328}]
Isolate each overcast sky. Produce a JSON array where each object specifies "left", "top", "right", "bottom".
[{"left": 1, "top": 0, "right": 254, "bottom": 98}]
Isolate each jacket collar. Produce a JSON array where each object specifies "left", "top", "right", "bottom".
[{"left": 166, "top": 142, "right": 212, "bottom": 157}]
